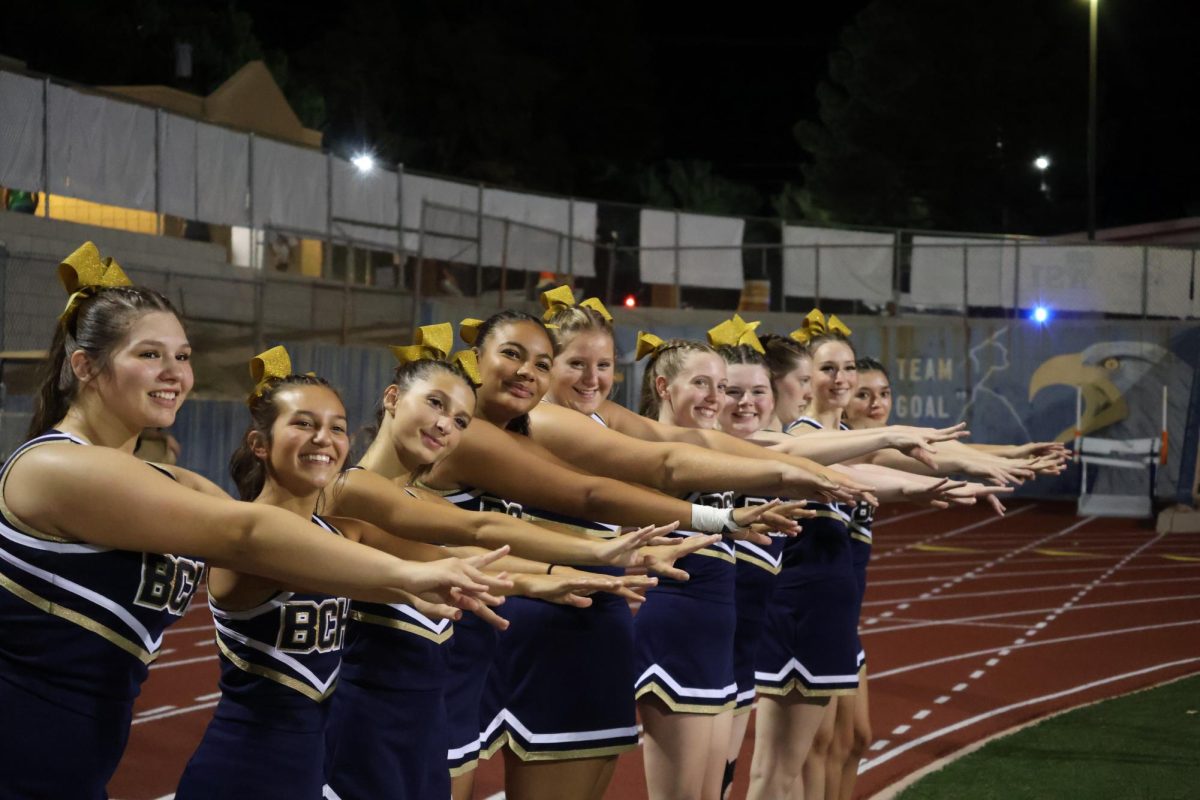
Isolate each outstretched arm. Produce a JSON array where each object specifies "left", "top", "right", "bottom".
[
  {"left": 4, "top": 444, "right": 495, "bottom": 605},
  {"left": 528, "top": 401, "right": 869, "bottom": 500}
]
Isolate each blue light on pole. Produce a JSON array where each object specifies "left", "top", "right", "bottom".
[{"left": 1032, "top": 305, "right": 1051, "bottom": 324}]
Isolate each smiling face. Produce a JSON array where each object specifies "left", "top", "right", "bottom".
[
  {"left": 773, "top": 355, "right": 813, "bottom": 425},
  {"left": 254, "top": 384, "right": 349, "bottom": 497},
  {"left": 810, "top": 339, "right": 858, "bottom": 412},
  {"left": 475, "top": 320, "right": 554, "bottom": 424},
  {"left": 386, "top": 370, "right": 477, "bottom": 469},
  {"left": 721, "top": 363, "right": 775, "bottom": 438},
  {"left": 846, "top": 369, "right": 892, "bottom": 429},
  {"left": 549, "top": 330, "right": 615, "bottom": 415},
  {"left": 88, "top": 311, "right": 194, "bottom": 432},
  {"left": 657, "top": 350, "right": 726, "bottom": 430}
]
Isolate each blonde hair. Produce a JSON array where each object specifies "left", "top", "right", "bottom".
[{"left": 638, "top": 340, "right": 718, "bottom": 418}]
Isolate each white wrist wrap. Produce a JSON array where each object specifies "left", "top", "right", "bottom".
[{"left": 691, "top": 504, "right": 737, "bottom": 534}]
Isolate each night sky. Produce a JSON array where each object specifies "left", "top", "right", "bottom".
[{"left": 3, "top": 1, "right": 1200, "bottom": 235}]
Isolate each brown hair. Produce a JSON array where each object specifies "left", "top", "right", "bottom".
[
  {"left": 229, "top": 374, "right": 345, "bottom": 502},
  {"left": 757, "top": 333, "right": 810, "bottom": 386},
  {"left": 29, "top": 286, "right": 180, "bottom": 438},
  {"left": 469, "top": 310, "right": 556, "bottom": 437},
  {"left": 637, "top": 340, "right": 718, "bottom": 419}
]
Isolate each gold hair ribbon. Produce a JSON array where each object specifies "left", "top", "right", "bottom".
[
  {"left": 459, "top": 318, "right": 484, "bottom": 346},
  {"left": 58, "top": 241, "right": 133, "bottom": 325},
  {"left": 635, "top": 331, "right": 667, "bottom": 361},
  {"left": 390, "top": 323, "right": 455, "bottom": 365},
  {"left": 450, "top": 349, "right": 482, "bottom": 386},
  {"left": 249, "top": 345, "right": 293, "bottom": 403},
  {"left": 707, "top": 314, "right": 764, "bottom": 353},
  {"left": 789, "top": 309, "right": 852, "bottom": 345},
  {"left": 539, "top": 285, "right": 614, "bottom": 323}
]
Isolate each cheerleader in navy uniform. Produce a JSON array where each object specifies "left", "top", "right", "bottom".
[
  {"left": 323, "top": 328, "right": 636, "bottom": 800},
  {"left": 0, "top": 244, "right": 506, "bottom": 799},
  {"left": 710, "top": 326, "right": 796, "bottom": 799}
]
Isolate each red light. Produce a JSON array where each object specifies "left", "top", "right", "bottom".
[{"left": 624, "top": 295, "right": 637, "bottom": 308}]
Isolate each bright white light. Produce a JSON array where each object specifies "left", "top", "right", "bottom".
[
  {"left": 1034, "top": 156, "right": 1050, "bottom": 171},
  {"left": 352, "top": 153, "right": 376, "bottom": 174},
  {"left": 1032, "top": 306, "right": 1050, "bottom": 323}
]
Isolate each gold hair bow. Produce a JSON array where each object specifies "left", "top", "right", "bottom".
[
  {"left": 459, "top": 318, "right": 484, "bottom": 346},
  {"left": 249, "top": 345, "right": 293, "bottom": 403},
  {"left": 707, "top": 314, "right": 764, "bottom": 354},
  {"left": 789, "top": 309, "right": 852, "bottom": 345},
  {"left": 391, "top": 323, "right": 482, "bottom": 386},
  {"left": 540, "top": 285, "right": 614, "bottom": 323},
  {"left": 450, "top": 350, "right": 482, "bottom": 386},
  {"left": 58, "top": 241, "right": 133, "bottom": 325},
  {"left": 390, "top": 323, "right": 456, "bottom": 365},
  {"left": 635, "top": 331, "right": 667, "bottom": 361}
]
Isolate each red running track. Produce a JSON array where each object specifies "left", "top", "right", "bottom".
[{"left": 108, "top": 502, "right": 1200, "bottom": 799}]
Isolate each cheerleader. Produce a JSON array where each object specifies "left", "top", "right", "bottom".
[
  {"left": 177, "top": 349, "right": 498, "bottom": 799},
  {"left": 0, "top": 244, "right": 503, "bottom": 799},
  {"left": 321, "top": 331, "right": 656, "bottom": 800}
]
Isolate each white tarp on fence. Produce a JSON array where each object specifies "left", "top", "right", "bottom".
[
  {"left": 782, "top": 226, "right": 893, "bottom": 303},
  {"left": 909, "top": 236, "right": 1018, "bottom": 309},
  {"left": 47, "top": 84, "right": 156, "bottom": 211},
  {"left": 196, "top": 122, "right": 249, "bottom": 227},
  {"left": 1017, "top": 245, "right": 1145, "bottom": 315},
  {"left": 481, "top": 189, "right": 595, "bottom": 276},
  {"left": 331, "top": 158, "right": 400, "bottom": 249},
  {"left": 639, "top": 209, "right": 744, "bottom": 289},
  {"left": 402, "top": 174, "right": 480, "bottom": 258},
  {"left": 251, "top": 137, "right": 327, "bottom": 234},
  {"left": 0, "top": 72, "right": 44, "bottom": 192},
  {"left": 158, "top": 113, "right": 197, "bottom": 220}
]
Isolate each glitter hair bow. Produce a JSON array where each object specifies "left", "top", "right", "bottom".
[
  {"left": 248, "top": 345, "right": 294, "bottom": 403},
  {"left": 635, "top": 331, "right": 669, "bottom": 361},
  {"left": 58, "top": 241, "right": 133, "bottom": 325},
  {"left": 393, "top": 323, "right": 481, "bottom": 386},
  {"left": 540, "top": 285, "right": 613, "bottom": 323},
  {"left": 789, "top": 309, "right": 852, "bottom": 345},
  {"left": 707, "top": 314, "right": 764, "bottom": 353}
]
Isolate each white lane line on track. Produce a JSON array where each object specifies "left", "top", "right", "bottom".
[
  {"left": 892, "top": 724, "right": 911, "bottom": 735},
  {"left": 859, "top": 656, "right": 1200, "bottom": 774},
  {"left": 866, "top": 617, "right": 1032, "bottom": 633},
  {"left": 873, "top": 505, "right": 1035, "bottom": 560},
  {"left": 869, "top": 562, "right": 1200, "bottom": 586},
  {"left": 150, "top": 654, "right": 218, "bottom": 671},
  {"left": 131, "top": 700, "right": 218, "bottom": 725},
  {"left": 873, "top": 508, "right": 943, "bottom": 528},
  {"left": 135, "top": 705, "right": 176, "bottom": 717},
  {"left": 952, "top": 683, "right": 968, "bottom": 692},
  {"left": 913, "top": 709, "right": 931, "bottom": 720},
  {"left": 986, "top": 658, "right": 1000, "bottom": 667},
  {"left": 934, "top": 696, "right": 951, "bottom": 704},
  {"left": 194, "top": 691, "right": 221, "bottom": 702},
  {"left": 872, "top": 612, "right": 1200, "bottom": 680},
  {"left": 870, "top": 739, "right": 891, "bottom": 751},
  {"left": 970, "top": 670, "right": 985, "bottom": 680}
]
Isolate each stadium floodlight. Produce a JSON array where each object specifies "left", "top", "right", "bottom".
[
  {"left": 1032, "top": 305, "right": 1051, "bottom": 324},
  {"left": 1034, "top": 156, "right": 1051, "bottom": 171},
  {"left": 624, "top": 294, "right": 637, "bottom": 308},
  {"left": 352, "top": 153, "right": 376, "bottom": 174}
]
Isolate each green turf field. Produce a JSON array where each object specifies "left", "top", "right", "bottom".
[{"left": 896, "top": 673, "right": 1200, "bottom": 800}]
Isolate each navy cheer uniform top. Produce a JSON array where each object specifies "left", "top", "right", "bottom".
[
  {"left": 324, "top": 470, "right": 456, "bottom": 800},
  {"left": 176, "top": 514, "right": 347, "bottom": 800},
  {"left": 0, "top": 431, "right": 204, "bottom": 799}
]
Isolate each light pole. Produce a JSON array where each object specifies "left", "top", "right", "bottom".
[
  {"left": 1034, "top": 155, "right": 1051, "bottom": 197},
  {"left": 1087, "top": 0, "right": 1098, "bottom": 240}
]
